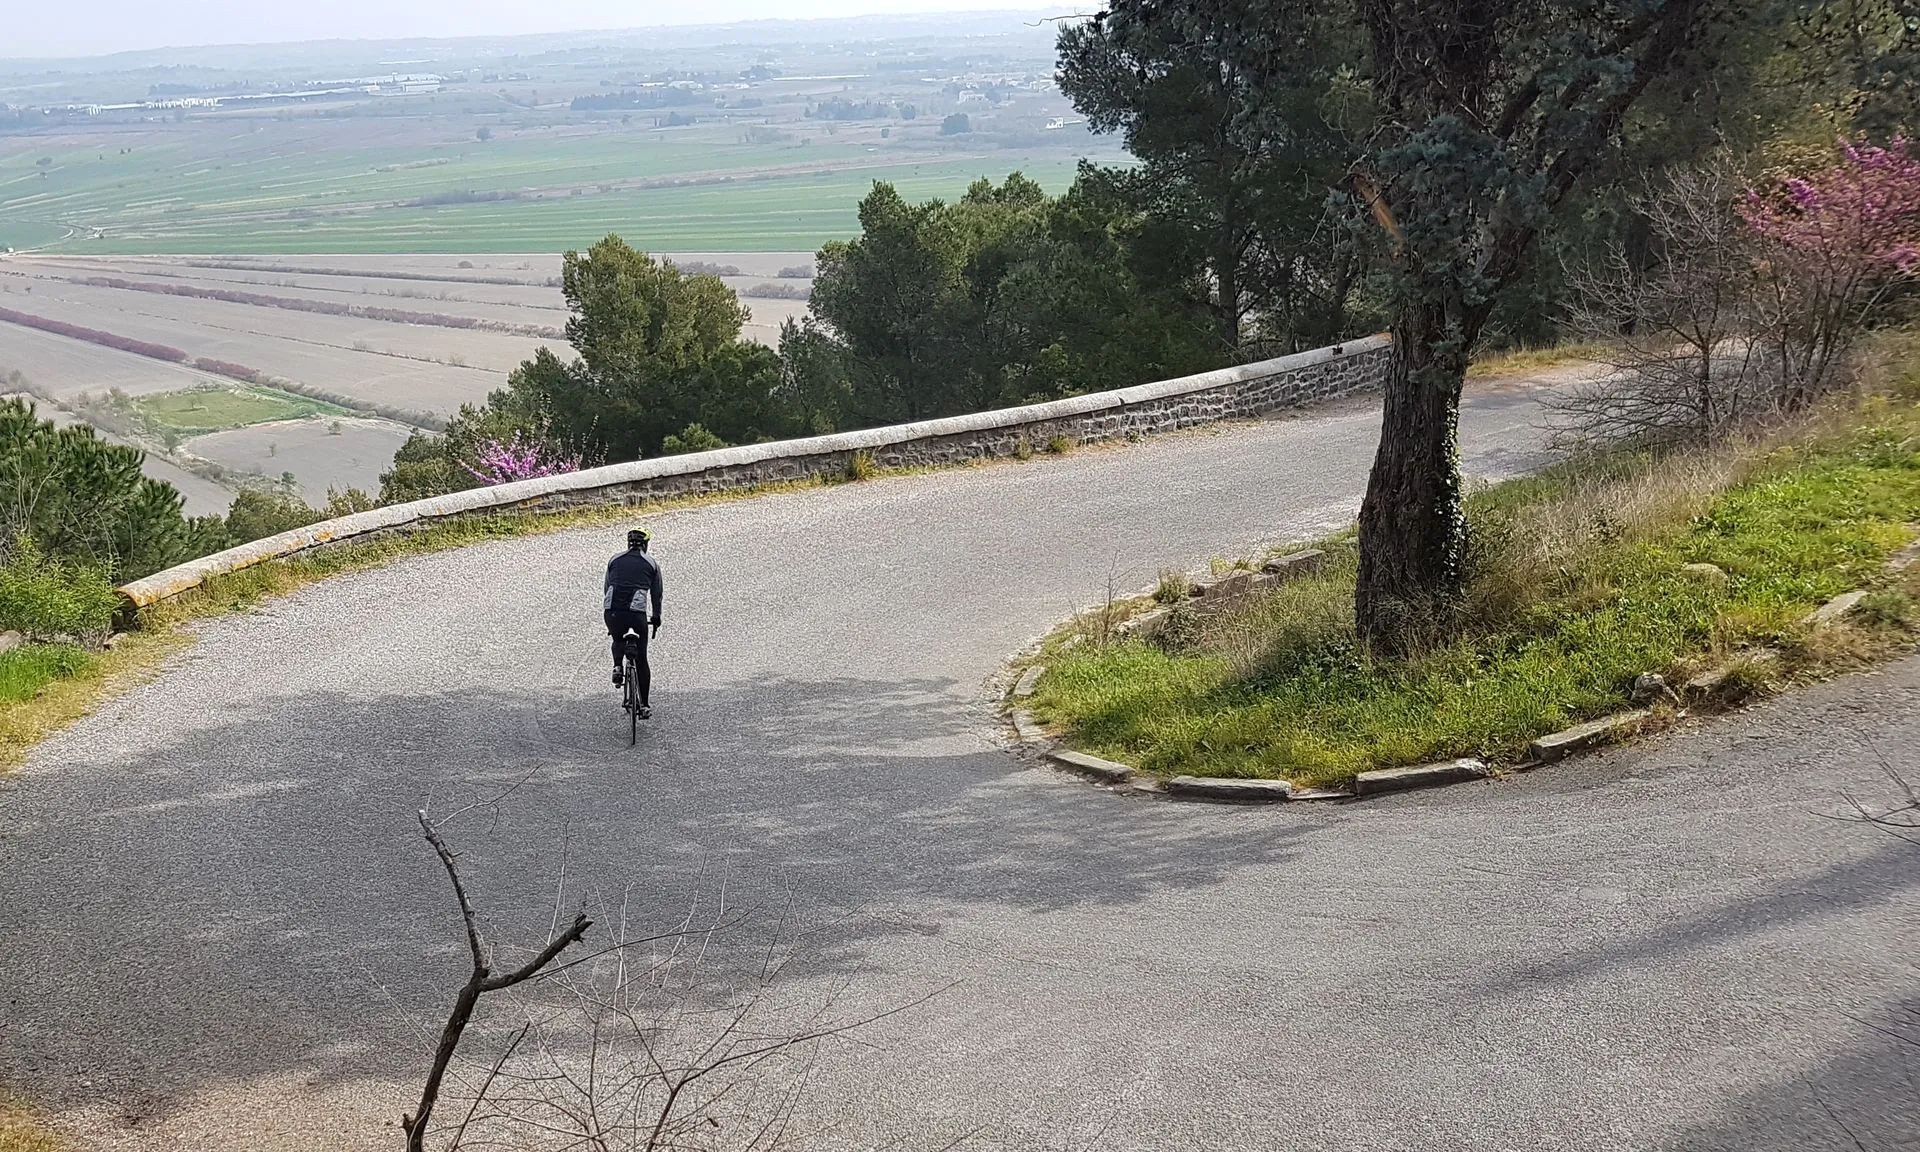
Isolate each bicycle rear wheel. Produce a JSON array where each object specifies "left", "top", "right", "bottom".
[{"left": 624, "top": 651, "right": 639, "bottom": 745}]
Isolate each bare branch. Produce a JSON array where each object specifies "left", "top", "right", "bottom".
[
  {"left": 405, "top": 808, "right": 592, "bottom": 1152},
  {"left": 419, "top": 810, "right": 488, "bottom": 973},
  {"left": 480, "top": 912, "right": 594, "bottom": 993}
]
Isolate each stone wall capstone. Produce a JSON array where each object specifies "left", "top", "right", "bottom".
[{"left": 118, "top": 334, "right": 1391, "bottom": 609}]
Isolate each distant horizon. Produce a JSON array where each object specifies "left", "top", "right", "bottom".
[{"left": 6, "top": 2, "right": 1083, "bottom": 65}]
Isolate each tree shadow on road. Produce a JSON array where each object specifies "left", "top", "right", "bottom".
[
  {"left": 1656, "top": 994, "right": 1919, "bottom": 1151},
  {"left": 1471, "top": 839, "right": 1917, "bottom": 997},
  {"left": 0, "top": 671, "right": 1319, "bottom": 1129}
]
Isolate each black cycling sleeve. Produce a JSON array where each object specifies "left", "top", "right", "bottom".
[{"left": 650, "top": 560, "right": 663, "bottom": 620}]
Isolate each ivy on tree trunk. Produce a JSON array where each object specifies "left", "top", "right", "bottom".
[
  {"left": 1356, "top": 301, "right": 1471, "bottom": 643},
  {"left": 1350, "top": 0, "right": 1716, "bottom": 651}
]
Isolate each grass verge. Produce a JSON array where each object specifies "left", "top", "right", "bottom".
[
  {"left": 0, "top": 1093, "right": 69, "bottom": 1152},
  {"left": 0, "top": 634, "right": 188, "bottom": 772},
  {"left": 1466, "top": 341, "right": 1612, "bottom": 379},
  {"left": 1028, "top": 393, "right": 1920, "bottom": 788},
  {"left": 0, "top": 646, "right": 94, "bottom": 705}
]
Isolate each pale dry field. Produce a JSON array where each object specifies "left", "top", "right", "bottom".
[
  {"left": 183, "top": 417, "right": 416, "bottom": 504},
  {"left": 0, "top": 250, "right": 816, "bottom": 500},
  {"left": 0, "top": 319, "right": 231, "bottom": 401},
  {"left": 4, "top": 274, "right": 552, "bottom": 375}
]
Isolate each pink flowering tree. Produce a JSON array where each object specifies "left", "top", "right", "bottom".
[
  {"left": 462, "top": 429, "right": 584, "bottom": 486},
  {"left": 1739, "top": 137, "right": 1920, "bottom": 405}
]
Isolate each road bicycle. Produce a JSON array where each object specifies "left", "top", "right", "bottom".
[{"left": 619, "top": 629, "right": 648, "bottom": 745}]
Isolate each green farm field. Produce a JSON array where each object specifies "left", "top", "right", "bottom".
[
  {"left": 0, "top": 114, "right": 1108, "bottom": 253},
  {"left": 130, "top": 385, "right": 349, "bottom": 436}
]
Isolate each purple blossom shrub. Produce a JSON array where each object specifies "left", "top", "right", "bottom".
[{"left": 462, "top": 430, "right": 584, "bottom": 485}]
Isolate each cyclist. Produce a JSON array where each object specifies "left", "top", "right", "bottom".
[{"left": 604, "top": 528, "right": 662, "bottom": 716}]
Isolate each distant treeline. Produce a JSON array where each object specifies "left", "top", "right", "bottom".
[
  {"left": 0, "top": 306, "right": 188, "bottom": 362},
  {"left": 60, "top": 275, "right": 563, "bottom": 339},
  {"left": 407, "top": 189, "right": 526, "bottom": 207},
  {"left": 572, "top": 89, "right": 702, "bottom": 111},
  {"left": 807, "top": 98, "right": 918, "bottom": 121}
]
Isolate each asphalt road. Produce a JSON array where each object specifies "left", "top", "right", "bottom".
[{"left": 3, "top": 378, "right": 1915, "bottom": 1151}]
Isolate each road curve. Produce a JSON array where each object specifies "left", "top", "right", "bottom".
[{"left": 2, "top": 377, "right": 1914, "bottom": 1151}]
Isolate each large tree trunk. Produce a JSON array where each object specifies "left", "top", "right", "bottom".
[{"left": 1355, "top": 303, "right": 1472, "bottom": 652}]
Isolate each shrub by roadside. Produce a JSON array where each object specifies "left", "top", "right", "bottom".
[
  {"left": 1028, "top": 393, "right": 1920, "bottom": 788},
  {"left": 0, "top": 539, "right": 118, "bottom": 640}
]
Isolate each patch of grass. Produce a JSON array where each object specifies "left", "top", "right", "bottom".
[
  {"left": 844, "top": 450, "right": 878, "bottom": 481},
  {"left": 1153, "top": 569, "right": 1192, "bottom": 605},
  {"left": 129, "top": 385, "right": 347, "bottom": 436},
  {"left": 0, "top": 631, "right": 185, "bottom": 772},
  {"left": 1030, "top": 397, "right": 1920, "bottom": 787},
  {"left": 0, "top": 645, "right": 93, "bottom": 705},
  {"left": 1467, "top": 341, "right": 1612, "bottom": 379},
  {"left": 1852, "top": 588, "right": 1915, "bottom": 629},
  {"left": 0, "top": 1092, "right": 70, "bottom": 1152}
]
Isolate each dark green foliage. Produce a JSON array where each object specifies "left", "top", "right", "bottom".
[
  {"left": 0, "top": 397, "right": 219, "bottom": 580},
  {"left": 380, "top": 429, "right": 481, "bottom": 505},
  {"left": 222, "top": 488, "right": 322, "bottom": 547},
  {"left": 384, "top": 237, "right": 791, "bottom": 499},
  {"left": 660, "top": 424, "right": 728, "bottom": 455},
  {"left": 793, "top": 174, "right": 1224, "bottom": 427},
  {"left": 1057, "top": 1, "right": 1376, "bottom": 350},
  {"left": 323, "top": 488, "right": 381, "bottom": 517}
]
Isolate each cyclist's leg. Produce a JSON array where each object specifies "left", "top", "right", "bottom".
[
  {"left": 633, "top": 624, "right": 651, "bottom": 706},
  {"left": 604, "top": 610, "right": 624, "bottom": 668}
]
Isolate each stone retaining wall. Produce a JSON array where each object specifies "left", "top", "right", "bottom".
[{"left": 119, "top": 335, "right": 1391, "bottom": 609}]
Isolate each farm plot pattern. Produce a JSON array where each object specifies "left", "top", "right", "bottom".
[
  {"left": 1, "top": 112, "right": 1098, "bottom": 254},
  {"left": 0, "top": 247, "right": 824, "bottom": 496}
]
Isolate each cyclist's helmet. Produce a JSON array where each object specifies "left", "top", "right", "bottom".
[{"left": 627, "top": 528, "right": 650, "bottom": 550}]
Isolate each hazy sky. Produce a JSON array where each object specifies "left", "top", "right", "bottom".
[{"left": 10, "top": 1, "right": 1053, "bottom": 61}]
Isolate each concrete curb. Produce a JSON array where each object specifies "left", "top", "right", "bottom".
[
  {"left": 1048, "top": 749, "right": 1134, "bottom": 785},
  {"left": 1527, "top": 711, "right": 1651, "bottom": 764},
  {"left": 1009, "top": 710, "right": 1048, "bottom": 745},
  {"left": 1685, "top": 649, "right": 1779, "bottom": 696},
  {"left": 1803, "top": 590, "right": 1867, "bottom": 627},
  {"left": 1354, "top": 758, "right": 1490, "bottom": 795},
  {"left": 1011, "top": 666, "right": 1044, "bottom": 699},
  {"left": 119, "top": 335, "right": 1391, "bottom": 612},
  {"left": 1166, "top": 776, "right": 1293, "bottom": 803}
]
